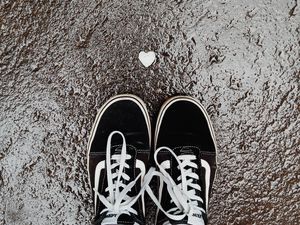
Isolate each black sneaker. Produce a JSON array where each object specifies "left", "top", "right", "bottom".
[
  {"left": 87, "top": 94, "right": 151, "bottom": 225},
  {"left": 153, "top": 96, "right": 217, "bottom": 225}
]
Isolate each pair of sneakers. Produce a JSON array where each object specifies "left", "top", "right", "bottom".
[{"left": 87, "top": 94, "right": 217, "bottom": 225}]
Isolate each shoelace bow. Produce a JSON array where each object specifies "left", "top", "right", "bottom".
[
  {"left": 145, "top": 147, "right": 205, "bottom": 223},
  {"left": 94, "top": 131, "right": 205, "bottom": 224},
  {"left": 94, "top": 131, "right": 148, "bottom": 216}
]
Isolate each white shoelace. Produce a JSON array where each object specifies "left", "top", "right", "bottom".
[
  {"left": 145, "top": 147, "right": 206, "bottom": 224},
  {"left": 94, "top": 131, "right": 205, "bottom": 225},
  {"left": 94, "top": 131, "right": 147, "bottom": 217}
]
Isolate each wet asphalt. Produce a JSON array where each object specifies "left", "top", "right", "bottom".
[{"left": 0, "top": 0, "right": 300, "bottom": 224}]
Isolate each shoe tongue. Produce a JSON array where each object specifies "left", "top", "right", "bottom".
[
  {"left": 112, "top": 144, "right": 136, "bottom": 155},
  {"left": 178, "top": 146, "right": 199, "bottom": 156},
  {"left": 167, "top": 209, "right": 205, "bottom": 225},
  {"left": 186, "top": 209, "right": 205, "bottom": 225},
  {"left": 168, "top": 146, "right": 205, "bottom": 225},
  {"left": 101, "top": 212, "right": 141, "bottom": 225},
  {"left": 100, "top": 146, "right": 141, "bottom": 225},
  {"left": 101, "top": 213, "right": 120, "bottom": 225}
]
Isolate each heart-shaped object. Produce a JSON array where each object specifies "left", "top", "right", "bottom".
[{"left": 139, "top": 51, "right": 156, "bottom": 68}]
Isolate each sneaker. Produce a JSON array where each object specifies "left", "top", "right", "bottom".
[
  {"left": 153, "top": 96, "right": 217, "bottom": 225},
  {"left": 87, "top": 94, "right": 151, "bottom": 225}
]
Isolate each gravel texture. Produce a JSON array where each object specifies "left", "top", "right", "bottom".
[{"left": 0, "top": 0, "right": 299, "bottom": 224}]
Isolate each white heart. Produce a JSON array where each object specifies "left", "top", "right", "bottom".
[{"left": 139, "top": 51, "right": 156, "bottom": 68}]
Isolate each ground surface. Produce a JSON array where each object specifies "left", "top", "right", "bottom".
[{"left": 0, "top": 0, "right": 300, "bottom": 224}]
